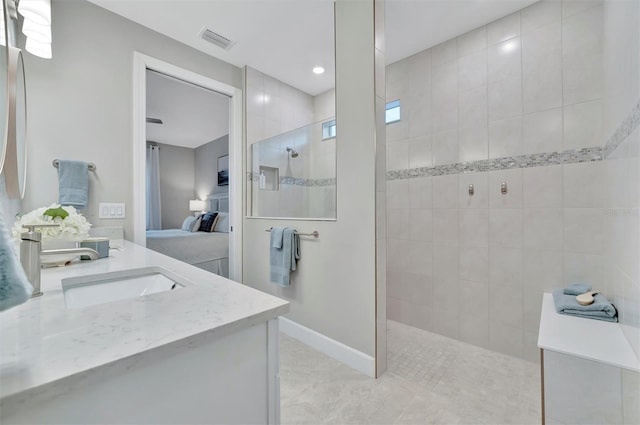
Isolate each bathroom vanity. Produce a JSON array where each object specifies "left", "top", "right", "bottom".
[
  {"left": 538, "top": 293, "right": 640, "bottom": 424},
  {"left": 0, "top": 241, "right": 289, "bottom": 424}
]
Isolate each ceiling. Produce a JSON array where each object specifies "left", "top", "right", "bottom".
[
  {"left": 89, "top": 0, "right": 538, "bottom": 96},
  {"left": 146, "top": 70, "right": 230, "bottom": 149}
]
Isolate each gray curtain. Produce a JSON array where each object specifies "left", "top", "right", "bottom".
[{"left": 146, "top": 144, "right": 162, "bottom": 230}]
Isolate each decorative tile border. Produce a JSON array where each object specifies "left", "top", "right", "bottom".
[
  {"left": 246, "top": 99, "right": 639, "bottom": 185},
  {"left": 604, "top": 99, "right": 640, "bottom": 158},
  {"left": 280, "top": 176, "right": 336, "bottom": 187},
  {"left": 386, "top": 147, "right": 603, "bottom": 180},
  {"left": 247, "top": 172, "right": 336, "bottom": 187},
  {"left": 386, "top": 98, "right": 640, "bottom": 180}
]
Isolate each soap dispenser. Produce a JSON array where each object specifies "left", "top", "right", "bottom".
[{"left": 259, "top": 170, "right": 266, "bottom": 190}]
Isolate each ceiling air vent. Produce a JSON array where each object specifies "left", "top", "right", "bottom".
[{"left": 200, "top": 28, "right": 235, "bottom": 50}]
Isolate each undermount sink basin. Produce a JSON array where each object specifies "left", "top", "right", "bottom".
[{"left": 62, "top": 267, "right": 187, "bottom": 309}]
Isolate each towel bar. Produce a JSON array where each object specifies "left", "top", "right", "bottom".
[
  {"left": 52, "top": 159, "right": 96, "bottom": 171},
  {"left": 266, "top": 228, "right": 319, "bottom": 238}
]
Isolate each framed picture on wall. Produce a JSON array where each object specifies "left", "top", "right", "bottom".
[{"left": 217, "top": 154, "right": 229, "bottom": 186}]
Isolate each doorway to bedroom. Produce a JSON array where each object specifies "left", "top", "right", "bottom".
[
  {"left": 132, "top": 53, "right": 243, "bottom": 282},
  {"left": 144, "top": 69, "right": 231, "bottom": 278}
]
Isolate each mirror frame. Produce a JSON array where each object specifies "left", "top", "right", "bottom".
[
  {"left": 4, "top": 45, "right": 26, "bottom": 198},
  {"left": 0, "top": 0, "right": 8, "bottom": 175},
  {"left": 2, "top": 0, "right": 27, "bottom": 199}
]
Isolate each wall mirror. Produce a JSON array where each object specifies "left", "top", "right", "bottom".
[
  {"left": 4, "top": 45, "right": 26, "bottom": 198},
  {"left": 13, "top": 45, "right": 25, "bottom": 198},
  {"left": 0, "top": 0, "right": 8, "bottom": 175},
  {"left": 245, "top": 1, "right": 336, "bottom": 220},
  {"left": 2, "top": 0, "right": 27, "bottom": 199}
]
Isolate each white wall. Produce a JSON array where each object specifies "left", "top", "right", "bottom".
[
  {"left": 242, "top": 1, "right": 379, "bottom": 359},
  {"left": 21, "top": 0, "right": 241, "bottom": 239},
  {"left": 156, "top": 143, "right": 195, "bottom": 229},
  {"left": 385, "top": 0, "right": 615, "bottom": 362},
  {"left": 245, "top": 67, "right": 314, "bottom": 146},
  {"left": 313, "top": 89, "right": 335, "bottom": 122},
  {"left": 195, "top": 135, "right": 229, "bottom": 199}
]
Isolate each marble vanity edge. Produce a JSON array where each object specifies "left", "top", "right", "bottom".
[{"left": 0, "top": 302, "right": 290, "bottom": 415}]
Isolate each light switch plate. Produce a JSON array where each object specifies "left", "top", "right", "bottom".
[{"left": 99, "top": 203, "right": 125, "bottom": 219}]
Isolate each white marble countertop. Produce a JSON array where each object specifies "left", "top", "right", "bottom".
[
  {"left": 0, "top": 241, "right": 289, "bottom": 406},
  {"left": 538, "top": 293, "right": 639, "bottom": 372}
]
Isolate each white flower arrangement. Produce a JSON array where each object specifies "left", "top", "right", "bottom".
[{"left": 12, "top": 204, "right": 92, "bottom": 242}]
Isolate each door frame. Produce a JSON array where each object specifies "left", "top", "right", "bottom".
[{"left": 132, "top": 52, "right": 243, "bottom": 282}]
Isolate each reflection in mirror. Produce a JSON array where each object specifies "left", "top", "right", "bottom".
[{"left": 250, "top": 119, "right": 336, "bottom": 219}]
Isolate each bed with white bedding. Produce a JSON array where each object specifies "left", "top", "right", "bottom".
[
  {"left": 146, "top": 229, "right": 229, "bottom": 276},
  {"left": 145, "top": 194, "right": 230, "bottom": 277}
]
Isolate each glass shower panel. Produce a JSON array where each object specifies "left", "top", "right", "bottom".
[{"left": 249, "top": 119, "right": 336, "bottom": 219}]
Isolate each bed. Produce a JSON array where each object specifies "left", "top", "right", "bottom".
[{"left": 146, "top": 193, "right": 230, "bottom": 277}]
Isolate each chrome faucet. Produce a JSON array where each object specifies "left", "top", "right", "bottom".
[{"left": 20, "top": 224, "right": 100, "bottom": 298}]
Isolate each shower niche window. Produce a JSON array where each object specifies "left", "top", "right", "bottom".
[{"left": 249, "top": 120, "right": 336, "bottom": 220}]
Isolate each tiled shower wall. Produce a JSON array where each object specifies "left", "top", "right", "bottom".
[
  {"left": 246, "top": 67, "right": 315, "bottom": 146},
  {"left": 385, "top": 0, "right": 618, "bottom": 362},
  {"left": 601, "top": 0, "right": 640, "bottom": 358}
]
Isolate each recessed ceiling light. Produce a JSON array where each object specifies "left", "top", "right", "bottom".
[{"left": 312, "top": 66, "right": 325, "bottom": 75}]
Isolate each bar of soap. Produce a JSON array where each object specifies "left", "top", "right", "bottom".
[
  {"left": 80, "top": 238, "right": 110, "bottom": 259},
  {"left": 576, "top": 291, "right": 598, "bottom": 306}
]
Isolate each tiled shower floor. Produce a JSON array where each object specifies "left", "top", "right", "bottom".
[{"left": 280, "top": 320, "right": 541, "bottom": 424}]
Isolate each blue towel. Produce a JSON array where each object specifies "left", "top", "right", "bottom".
[
  {"left": 552, "top": 289, "right": 617, "bottom": 322},
  {"left": 0, "top": 211, "right": 33, "bottom": 311},
  {"left": 271, "top": 227, "right": 284, "bottom": 249},
  {"left": 57, "top": 160, "right": 89, "bottom": 209},
  {"left": 563, "top": 283, "right": 592, "bottom": 295},
  {"left": 269, "top": 227, "right": 300, "bottom": 286}
]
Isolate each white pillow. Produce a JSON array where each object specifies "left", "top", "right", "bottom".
[
  {"left": 212, "top": 212, "right": 229, "bottom": 233},
  {"left": 181, "top": 216, "right": 197, "bottom": 232},
  {"left": 192, "top": 215, "right": 203, "bottom": 232}
]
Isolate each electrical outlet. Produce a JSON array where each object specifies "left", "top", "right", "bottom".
[{"left": 99, "top": 203, "right": 125, "bottom": 219}]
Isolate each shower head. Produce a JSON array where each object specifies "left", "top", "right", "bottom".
[{"left": 286, "top": 147, "right": 299, "bottom": 158}]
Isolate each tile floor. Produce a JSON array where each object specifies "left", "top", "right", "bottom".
[{"left": 280, "top": 320, "right": 541, "bottom": 425}]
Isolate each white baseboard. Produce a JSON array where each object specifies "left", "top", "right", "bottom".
[{"left": 278, "top": 317, "right": 375, "bottom": 377}]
